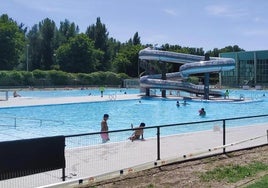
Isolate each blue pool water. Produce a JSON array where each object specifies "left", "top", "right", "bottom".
[
  {"left": 0, "top": 89, "right": 267, "bottom": 145},
  {"left": 8, "top": 88, "right": 138, "bottom": 98}
]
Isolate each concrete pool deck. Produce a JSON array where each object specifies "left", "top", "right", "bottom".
[
  {"left": 0, "top": 94, "right": 267, "bottom": 188},
  {"left": 0, "top": 92, "right": 246, "bottom": 108},
  {"left": 0, "top": 93, "right": 141, "bottom": 108}
]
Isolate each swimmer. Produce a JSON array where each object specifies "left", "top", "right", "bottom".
[
  {"left": 183, "top": 100, "right": 189, "bottom": 106},
  {"left": 199, "top": 108, "right": 206, "bottom": 116},
  {"left": 176, "top": 101, "right": 180, "bottom": 107}
]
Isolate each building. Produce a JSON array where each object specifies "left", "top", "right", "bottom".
[{"left": 219, "top": 50, "right": 268, "bottom": 88}]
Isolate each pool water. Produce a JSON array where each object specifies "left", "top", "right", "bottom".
[
  {"left": 0, "top": 89, "right": 267, "bottom": 145},
  {"left": 8, "top": 88, "right": 138, "bottom": 98}
]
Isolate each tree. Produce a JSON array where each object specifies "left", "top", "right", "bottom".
[
  {"left": 56, "top": 34, "right": 102, "bottom": 73},
  {"left": 112, "top": 52, "right": 131, "bottom": 74},
  {"left": 132, "top": 32, "right": 141, "bottom": 45},
  {"left": 27, "top": 24, "right": 42, "bottom": 70},
  {"left": 39, "top": 18, "right": 57, "bottom": 70},
  {"left": 58, "top": 19, "right": 79, "bottom": 45},
  {"left": 0, "top": 14, "right": 25, "bottom": 70},
  {"left": 86, "top": 17, "right": 111, "bottom": 71},
  {"left": 207, "top": 45, "right": 244, "bottom": 57},
  {"left": 207, "top": 48, "right": 220, "bottom": 57},
  {"left": 112, "top": 43, "right": 143, "bottom": 77}
]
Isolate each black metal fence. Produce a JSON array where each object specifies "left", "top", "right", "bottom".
[{"left": 0, "top": 114, "right": 268, "bottom": 188}]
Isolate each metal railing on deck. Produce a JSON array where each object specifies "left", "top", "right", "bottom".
[{"left": 66, "top": 114, "right": 268, "bottom": 160}]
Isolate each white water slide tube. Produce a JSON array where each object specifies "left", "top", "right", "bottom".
[{"left": 139, "top": 48, "right": 235, "bottom": 96}]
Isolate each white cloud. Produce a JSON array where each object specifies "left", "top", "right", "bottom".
[
  {"left": 243, "top": 29, "right": 268, "bottom": 37},
  {"left": 206, "top": 5, "right": 227, "bottom": 16},
  {"left": 205, "top": 4, "right": 247, "bottom": 18},
  {"left": 252, "top": 17, "right": 268, "bottom": 24},
  {"left": 163, "top": 9, "right": 177, "bottom": 16}
]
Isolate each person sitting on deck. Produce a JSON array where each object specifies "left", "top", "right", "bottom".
[
  {"left": 129, "top": 122, "right": 146, "bottom": 142},
  {"left": 13, "top": 91, "right": 21, "bottom": 97}
]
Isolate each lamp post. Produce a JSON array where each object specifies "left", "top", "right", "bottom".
[{"left": 26, "top": 44, "right": 29, "bottom": 71}]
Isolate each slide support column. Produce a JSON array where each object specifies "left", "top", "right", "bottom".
[
  {"left": 146, "top": 88, "right": 150, "bottom": 96},
  {"left": 204, "top": 73, "right": 210, "bottom": 100},
  {"left": 161, "top": 61, "right": 166, "bottom": 98}
]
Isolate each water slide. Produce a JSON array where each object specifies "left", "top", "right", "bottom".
[{"left": 138, "top": 47, "right": 235, "bottom": 96}]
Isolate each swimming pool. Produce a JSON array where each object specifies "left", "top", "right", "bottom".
[
  {"left": 9, "top": 88, "right": 139, "bottom": 98},
  {"left": 0, "top": 89, "right": 267, "bottom": 145}
]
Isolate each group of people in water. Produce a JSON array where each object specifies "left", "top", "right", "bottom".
[
  {"left": 176, "top": 100, "right": 189, "bottom": 107},
  {"left": 176, "top": 100, "right": 206, "bottom": 117}
]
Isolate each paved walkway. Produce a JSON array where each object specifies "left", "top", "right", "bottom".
[{"left": 0, "top": 93, "right": 141, "bottom": 108}]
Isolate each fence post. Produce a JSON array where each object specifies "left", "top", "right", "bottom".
[
  {"left": 267, "top": 130, "right": 268, "bottom": 143},
  {"left": 157, "top": 127, "right": 160, "bottom": 160},
  {"left": 223, "top": 120, "right": 226, "bottom": 154},
  {"left": 62, "top": 168, "right": 65, "bottom": 181}
]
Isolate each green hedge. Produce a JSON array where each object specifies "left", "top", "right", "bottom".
[{"left": 0, "top": 70, "right": 130, "bottom": 87}]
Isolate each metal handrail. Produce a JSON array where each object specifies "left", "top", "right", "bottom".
[
  {"left": 65, "top": 114, "right": 268, "bottom": 160},
  {"left": 0, "top": 115, "right": 64, "bottom": 128},
  {"left": 65, "top": 114, "right": 268, "bottom": 138}
]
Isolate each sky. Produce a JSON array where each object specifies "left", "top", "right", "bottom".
[{"left": 1, "top": 0, "right": 268, "bottom": 52}]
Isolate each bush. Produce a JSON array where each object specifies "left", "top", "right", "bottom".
[
  {"left": 9, "top": 71, "right": 24, "bottom": 86},
  {"left": 48, "top": 70, "right": 72, "bottom": 85},
  {"left": 0, "top": 70, "right": 131, "bottom": 87},
  {"left": 105, "top": 71, "right": 121, "bottom": 85},
  {"left": 77, "top": 73, "right": 93, "bottom": 85},
  {"left": 117, "top": 73, "right": 129, "bottom": 80},
  {"left": 89, "top": 72, "right": 103, "bottom": 85},
  {"left": 32, "top": 69, "right": 47, "bottom": 79},
  {"left": 20, "top": 71, "right": 34, "bottom": 86},
  {"left": 0, "top": 71, "right": 10, "bottom": 86}
]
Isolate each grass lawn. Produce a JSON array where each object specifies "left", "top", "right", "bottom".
[{"left": 199, "top": 162, "right": 268, "bottom": 183}]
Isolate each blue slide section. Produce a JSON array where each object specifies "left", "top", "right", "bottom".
[{"left": 138, "top": 48, "right": 235, "bottom": 96}]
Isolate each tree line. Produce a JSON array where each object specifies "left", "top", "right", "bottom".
[{"left": 0, "top": 13, "right": 244, "bottom": 80}]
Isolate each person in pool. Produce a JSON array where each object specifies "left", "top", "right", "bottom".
[
  {"left": 182, "top": 100, "right": 189, "bottom": 106},
  {"left": 129, "top": 122, "right": 146, "bottom": 142},
  {"left": 199, "top": 108, "right": 206, "bottom": 116}
]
